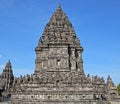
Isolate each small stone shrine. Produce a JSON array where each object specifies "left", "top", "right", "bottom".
[{"left": 0, "top": 4, "right": 120, "bottom": 104}]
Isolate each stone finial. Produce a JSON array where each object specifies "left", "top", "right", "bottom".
[
  {"left": 87, "top": 74, "right": 91, "bottom": 82},
  {"left": 57, "top": 3, "right": 62, "bottom": 12},
  {"left": 5, "top": 59, "right": 12, "bottom": 69},
  {"left": 100, "top": 77, "right": 105, "bottom": 84},
  {"left": 107, "top": 75, "right": 114, "bottom": 87}
]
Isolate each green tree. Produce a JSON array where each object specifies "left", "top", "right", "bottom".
[{"left": 117, "top": 83, "right": 120, "bottom": 95}]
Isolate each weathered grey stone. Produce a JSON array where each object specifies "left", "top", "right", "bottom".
[{"left": 0, "top": 4, "right": 120, "bottom": 104}]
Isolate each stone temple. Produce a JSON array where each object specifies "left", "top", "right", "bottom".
[{"left": 0, "top": 5, "right": 120, "bottom": 104}]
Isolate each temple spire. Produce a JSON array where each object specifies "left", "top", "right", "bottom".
[
  {"left": 37, "top": 4, "right": 79, "bottom": 45},
  {"left": 1, "top": 60, "right": 14, "bottom": 83},
  {"left": 56, "top": 3, "right": 62, "bottom": 12},
  {"left": 6, "top": 59, "right": 12, "bottom": 68},
  {"left": 107, "top": 75, "right": 114, "bottom": 87}
]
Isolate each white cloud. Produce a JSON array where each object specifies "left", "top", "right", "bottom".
[{"left": 0, "top": 65, "right": 4, "bottom": 69}]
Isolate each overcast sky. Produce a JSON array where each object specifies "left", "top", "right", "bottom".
[{"left": 0, "top": 0, "right": 120, "bottom": 85}]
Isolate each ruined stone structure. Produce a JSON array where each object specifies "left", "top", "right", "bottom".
[
  {"left": 0, "top": 4, "right": 120, "bottom": 104},
  {"left": 0, "top": 60, "right": 14, "bottom": 102}
]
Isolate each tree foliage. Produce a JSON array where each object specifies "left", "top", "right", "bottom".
[{"left": 117, "top": 83, "right": 120, "bottom": 95}]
